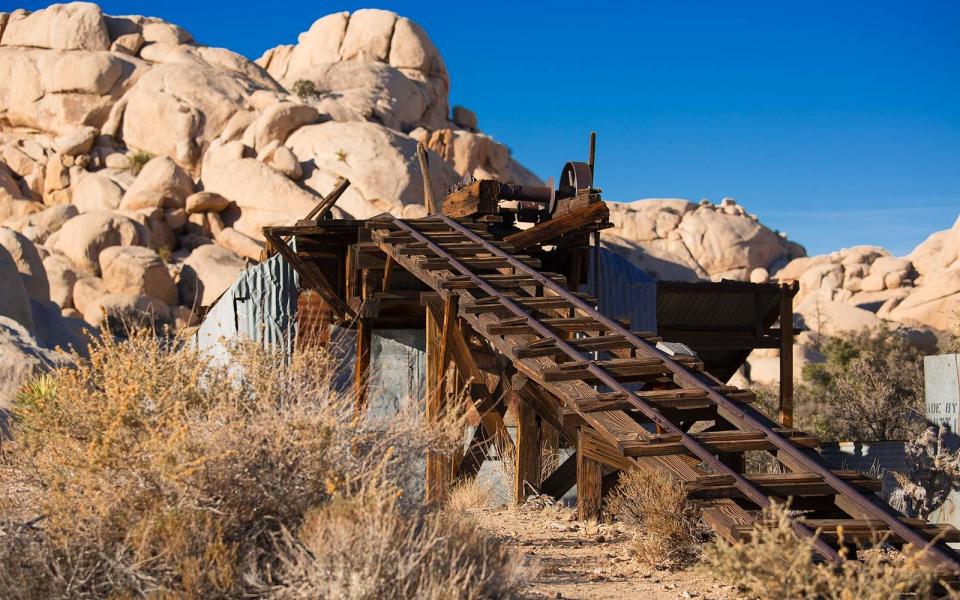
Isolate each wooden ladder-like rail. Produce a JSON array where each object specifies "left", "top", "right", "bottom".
[{"left": 367, "top": 213, "right": 960, "bottom": 573}]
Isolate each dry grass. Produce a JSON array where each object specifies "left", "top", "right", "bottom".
[
  {"left": 604, "top": 468, "right": 710, "bottom": 570},
  {"left": 0, "top": 331, "right": 526, "bottom": 599},
  {"left": 702, "top": 503, "right": 948, "bottom": 599},
  {"left": 447, "top": 478, "right": 495, "bottom": 515}
]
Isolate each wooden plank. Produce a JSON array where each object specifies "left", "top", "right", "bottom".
[
  {"left": 577, "top": 429, "right": 604, "bottom": 521},
  {"left": 515, "top": 397, "right": 541, "bottom": 503},
  {"left": 541, "top": 356, "right": 701, "bottom": 383},
  {"left": 687, "top": 471, "right": 882, "bottom": 500},
  {"left": 422, "top": 255, "right": 542, "bottom": 270},
  {"left": 504, "top": 201, "right": 609, "bottom": 251},
  {"left": 442, "top": 180, "right": 502, "bottom": 217},
  {"left": 622, "top": 430, "right": 819, "bottom": 458}
]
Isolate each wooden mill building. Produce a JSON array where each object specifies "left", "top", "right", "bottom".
[{"left": 195, "top": 149, "right": 960, "bottom": 574}]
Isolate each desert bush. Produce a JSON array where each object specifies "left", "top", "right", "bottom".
[
  {"left": 127, "top": 150, "right": 153, "bottom": 175},
  {"left": 801, "top": 328, "right": 925, "bottom": 441},
  {"left": 891, "top": 424, "right": 960, "bottom": 519},
  {"left": 291, "top": 79, "right": 316, "bottom": 100},
  {"left": 0, "top": 331, "right": 523, "bottom": 599},
  {"left": 447, "top": 478, "right": 494, "bottom": 514},
  {"left": 268, "top": 489, "right": 524, "bottom": 599},
  {"left": 702, "top": 503, "right": 944, "bottom": 599},
  {"left": 604, "top": 468, "right": 710, "bottom": 570}
]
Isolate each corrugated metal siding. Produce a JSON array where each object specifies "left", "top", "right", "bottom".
[
  {"left": 194, "top": 251, "right": 300, "bottom": 360},
  {"left": 583, "top": 248, "right": 657, "bottom": 332}
]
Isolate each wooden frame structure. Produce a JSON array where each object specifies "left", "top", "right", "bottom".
[{"left": 263, "top": 157, "right": 960, "bottom": 576}]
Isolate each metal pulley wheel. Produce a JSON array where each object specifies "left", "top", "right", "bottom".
[{"left": 559, "top": 161, "right": 593, "bottom": 197}]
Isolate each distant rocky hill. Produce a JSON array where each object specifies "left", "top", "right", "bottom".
[{"left": 0, "top": 2, "right": 955, "bottom": 401}]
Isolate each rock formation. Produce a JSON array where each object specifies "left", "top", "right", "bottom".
[{"left": 0, "top": 2, "right": 546, "bottom": 404}]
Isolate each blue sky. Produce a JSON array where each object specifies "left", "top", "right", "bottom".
[{"left": 16, "top": 1, "right": 960, "bottom": 255}]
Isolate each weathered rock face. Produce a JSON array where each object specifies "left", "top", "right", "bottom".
[
  {"left": 0, "top": 243, "right": 35, "bottom": 331},
  {"left": 53, "top": 211, "right": 140, "bottom": 274},
  {"left": 287, "top": 120, "right": 459, "bottom": 220},
  {"left": 0, "top": 316, "right": 68, "bottom": 410},
  {"left": 177, "top": 243, "right": 245, "bottom": 308},
  {"left": 119, "top": 156, "right": 193, "bottom": 210},
  {"left": 99, "top": 245, "right": 177, "bottom": 305},
  {"left": 0, "top": 226, "right": 49, "bottom": 302},
  {"left": 603, "top": 198, "right": 804, "bottom": 281},
  {"left": 1, "top": 2, "right": 110, "bottom": 51}
]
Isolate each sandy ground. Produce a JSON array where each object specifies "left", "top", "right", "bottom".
[{"left": 470, "top": 504, "right": 744, "bottom": 600}]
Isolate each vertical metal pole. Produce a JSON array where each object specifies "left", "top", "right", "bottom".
[
  {"left": 779, "top": 283, "right": 795, "bottom": 427},
  {"left": 588, "top": 132, "right": 600, "bottom": 311}
]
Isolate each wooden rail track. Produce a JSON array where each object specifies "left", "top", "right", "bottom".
[{"left": 366, "top": 213, "right": 960, "bottom": 574}]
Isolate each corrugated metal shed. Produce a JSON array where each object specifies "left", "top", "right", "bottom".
[
  {"left": 582, "top": 248, "right": 657, "bottom": 332},
  {"left": 194, "top": 251, "right": 300, "bottom": 362}
]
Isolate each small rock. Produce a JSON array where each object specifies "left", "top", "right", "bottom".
[
  {"left": 185, "top": 191, "right": 231, "bottom": 214},
  {"left": 54, "top": 126, "right": 97, "bottom": 156},
  {"left": 104, "top": 152, "right": 131, "bottom": 170}
]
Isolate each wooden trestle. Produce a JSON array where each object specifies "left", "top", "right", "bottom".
[{"left": 365, "top": 213, "right": 960, "bottom": 574}]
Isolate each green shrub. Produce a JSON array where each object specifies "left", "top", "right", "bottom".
[{"left": 291, "top": 79, "right": 316, "bottom": 100}]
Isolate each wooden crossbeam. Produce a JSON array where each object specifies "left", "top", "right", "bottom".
[
  {"left": 621, "top": 429, "right": 819, "bottom": 458},
  {"left": 504, "top": 201, "right": 609, "bottom": 251}
]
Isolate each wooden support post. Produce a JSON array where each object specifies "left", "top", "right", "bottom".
[
  {"left": 577, "top": 429, "right": 603, "bottom": 521},
  {"left": 514, "top": 398, "right": 541, "bottom": 503},
  {"left": 425, "top": 305, "right": 455, "bottom": 504},
  {"left": 354, "top": 318, "right": 371, "bottom": 416},
  {"left": 381, "top": 255, "right": 394, "bottom": 292},
  {"left": 436, "top": 295, "right": 458, "bottom": 403},
  {"left": 779, "top": 282, "right": 794, "bottom": 427},
  {"left": 416, "top": 143, "right": 439, "bottom": 214}
]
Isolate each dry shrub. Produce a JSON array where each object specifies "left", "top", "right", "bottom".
[
  {"left": 447, "top": 478, "right": 494, "bottom": 514},
  {"left": 702, "top": 503, "right": 945, "bottom": 599},
  {"left": 604, "top": 468, "right": 710, "bottom": 570},
  {"left": 269, "top": 488, "right": 525, "bottom": 599},
  {"left": 0, "top": 331, "right": 524, "bottom": 599}
]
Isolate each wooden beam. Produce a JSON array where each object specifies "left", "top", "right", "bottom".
[
  {"left": 441, "top": 180, "right": 502, "bottom": 218},
  {"left": 416, "top": 143, "right": 439, "bottom": 214},
  {"left": 540, "top": 451, "right": 577, "bottom": 500},
  {"left": 425, "top": 306, "right": 455, "bottom": 504},
  {"left": 779, "top": 282, "right": 795, "bottom": 427},
  {"left": 515, "top": 397, "right": 541, "bottom": 503},
  {"left": 457, "top": 423, "right": 490, "bottom": 480},
  {"left": 381, "top": 254, "right": 394, "bottom": 292},
  {"left": 425, "top": 299, "right": 514, "bottom": 455},
  {"left": 354, "top": 318, "right": 371, "bottom": 417},
  {"left": 503, "top": 201, "right": 609, "bottom": 251},
  {"left": 577, "top": 429, "right": 604, "bottom": 521}
]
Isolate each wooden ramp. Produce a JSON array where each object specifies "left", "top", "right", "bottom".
[{"left": 366, "top": 212, "right": 960, "bottom": 574}]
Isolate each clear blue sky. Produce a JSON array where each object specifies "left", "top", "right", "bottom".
[{"left": 18, "top": 1, "right": 960, "bottom": 256}]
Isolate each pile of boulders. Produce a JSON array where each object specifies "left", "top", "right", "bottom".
[
  {"left": 0, "top": 4, "right": 539, "bottom": 334},
  {"left": 603, "top": 197, "right": 805, "bottom": 281},
  {"left": 0, "top": 3, "right": 545, "bottom": 405},
  {"left": 737, "top": 218, "right": 960, "bottom": 385}
]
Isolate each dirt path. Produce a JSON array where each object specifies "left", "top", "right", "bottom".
[{"left": 470, "top": 505, "right": 742, "bottom": 600}]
